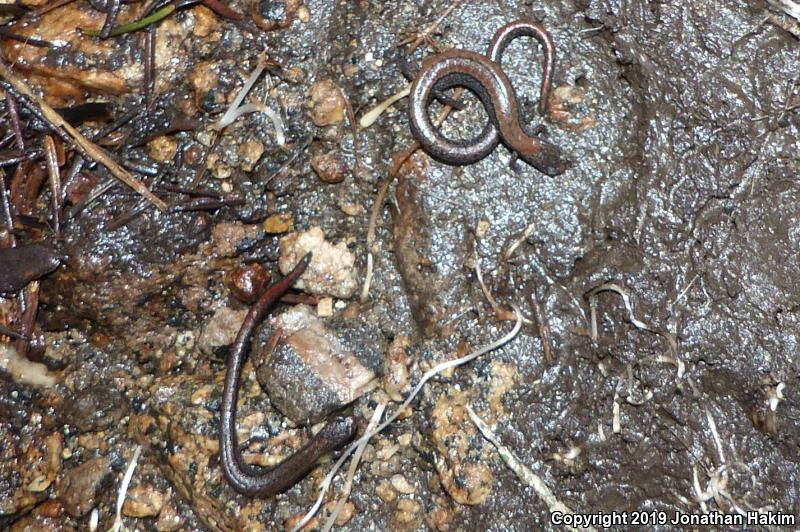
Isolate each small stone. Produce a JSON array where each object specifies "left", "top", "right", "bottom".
[
  {"left": 338, "top": 200, "right": 365, "bottom": 216},
  {"left": 376, "top": 443, "right": 399, "bottom": 461},
  {"left": 262, "top": 212, "right": 293, "bottom": 234},
  {"left": 211, "top": 222, "right": 265, "bottom": 257},
  {"left": 279, "top": 227, "right": 357, "bottom": 299},
  {"left": 192, "top": 5, "right": 220, "bottom": 38},
  {"left": 476, "top": 219, "right": 490, "bottom": 239},
  {"left": 22, "top": 433, "right": 62, "bottom": 493},
  {"left": 63, "top": 385, "right": 125, "bottom": 433},
  {"left": 394, "top": 498, "right": 421, "bottom": 526},
  {"left": 147, "top": 136, "right": 178, "bottom": 163},
  {"left": 317, "top": 297, "right": 334, "bottom": 317},
  {"left": 253, "top": 0, "right": 301, "bottom": 30},
  {"left": 390, "top": 474, "right": 416, "bottom": 494},
  {"left": 155, "top": 501, "right": 185, "bottom": 531},
  {"left": 549, "top": 85, "right": 596, "bottom": 131},
  {"left": 58, "top": 457, "right": 112, "bottom": 517},
  {"left": 383, "top": 335, "right": 410, "bottom": 402},
  {"left": 33, "top": 499, "right": 64, "bottom": 518},
  {"left": 226, "top": 263, "right": 271, "bottom": 304},
  {"left": 308, "top": 79, "right": 345, "bottom": 126},
  {"left": 254, "top": 304, "right": 375, "bottom": 423},
  {"left": 426, "top": 498, "right": 455, "bottom": 531},
  {"left": 190, "top": 384, "right": 215, "bottom": 405},
  {"left": 296, "top": 4, "right": 309, "bottom": 22},
  {"left": 189, "top": 61, "right": 221, "bottom": 107},
  {"left": 376, "top": 480, "right": 397, "bottom": 502},
  {"left": 121, "top": 483, "right": 166, "bottom": 518},
  {"left": 311, "top": 150, "right": 347, "bottom": 183},
  {"left": 322, "top": 500, "right": 354, "bottom": 526},
  {"left": 239, "top": 139, "right": 265, "bottom": 172},
  {"left": 198, "top": 307, "right": 248, "bottom": 356}
]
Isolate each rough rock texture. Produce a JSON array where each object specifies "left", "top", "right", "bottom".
[
  {"left": 253, "top": 304, "right": 376, "bottom": 423},
  {"left": 58, "top": 457, "right": 112, "bottom": 517},
  {"left": 1, "top": 0, "right": 798, "bottom": 530},
  {"left": 279, "top": 227, "right": 358, "bottom": 299}
]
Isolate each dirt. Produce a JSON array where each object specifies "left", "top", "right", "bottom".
[{"left": 1, "top": 0, "right": 799, "bottom": 530}]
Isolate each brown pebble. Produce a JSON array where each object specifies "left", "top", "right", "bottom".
[
  {"left": 383, "top": 335, "right": 411, "bottom": 402},
  {"left": 226, "top": 263, "right": 271, "bottom": 303},
  {"left": 63, "top": 385, "right": 125, "bottom": 433},
  {"left": 282, "top": 66, "right": 306, "bottom": 84},
  {"left": 311, "top": 150, "right": 348, "bottom": 183},
  {"left": 394, "top": 498, "right": 422, "bottom": 527},
  {"left": 155, "top": 501, "right": 185, "bottom": 531},
  {"left": 262, "top": 212, "right": 294, "bottom": 234},
  {"left": 252, "top": 0, "right": 301, "bottom": 31},
  {"left": 308, "top": 79, "right": 345, "bottom": 126},
  {"left": 183, "top": 143, "right": 205, "bottom": 166},
  {"left": 376, "top": 480, "right": 397, "bottom": 502},
  {"left": 33, "top": 498, "right": 64, "bottom": 518},
  {"left": 58, "top": 457, "right": 112, "bottom": 517},
  {"left": 121, "top": 483, "right": 166, "bottom": 518},
  {"left": 390, "top": 474, "right": 416, "bottom": 494}
]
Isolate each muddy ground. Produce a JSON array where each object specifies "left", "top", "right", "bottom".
[{"left": 1, "top": 0, "right": 799, "bottom": 530}]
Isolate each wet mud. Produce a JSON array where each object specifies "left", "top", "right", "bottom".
[{"left": 1, "top": 0, "right": 798, "bottom": 530}]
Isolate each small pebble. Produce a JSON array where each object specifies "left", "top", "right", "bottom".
[
  {"left": 308, "top": 79, "right": 345, "bottom": 126},
  {"left": 390, "top": 474, "right": 416, "bottom": 494}
]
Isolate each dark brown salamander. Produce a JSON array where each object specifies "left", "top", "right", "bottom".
[
  {"left": 0, "top": 244, "right": 61, "bottom": 294},
  {"left": 407, "top": 19, "right": 568, "bottom": 176},
  {"left": 219, "top": 252, "right": 357, "bottom": 497}
]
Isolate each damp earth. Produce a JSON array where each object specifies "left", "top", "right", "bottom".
[{"left": 0, "top": 0, "right": 799, "bottom": 530}]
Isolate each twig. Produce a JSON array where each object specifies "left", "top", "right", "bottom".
[
  {"left": 43, "top": 135, "right": 61, "bottom": 236},
  {"left": 704, "top": 408, "right": 726, "bottom": 464},
  {"left": 768, "top": 0, "right": 800, "bottom": 20},
  {"left": 0, "top": 63, "right": 167, "bottom": 211},
  {"left": 398, "top": 0, "right": 465, "bottom": 53},
  {"left": 0, "top": 169, "right": 14, "bottom": 242},
  {"left": 529, "top": 290, "right": 553, "bottom": 365},
  {"left": 474, "top": 252, "right": 501, "bottom": 314},
  {"left": 360, "top": 144, "right": 417, "bottom": 303},
  {"left": 341, "top": 88, "right": 361, "bottom": 181},
  {"left": 586, "top": 282, "right": 678, "bottom": 355},
  {"left": 5, "top": 92, "right": 24, "bottom": 151},
  {"left": 466, "top": 405, "right": 595, "bottom": 532},
  {"left": 502, "top": 221, "right": 537, "bottom": 260},
  {"left": 322, "top": 401, "right": 387, "bottom": 532},
  {"left": 143, "top": 28, "right": 156, "bottom": 110},
  {"left": 359, "top": 87, "right": 410, "bottom": 129},
  {"left": 110, "top": 445, "right": 142, "bottom": 532},
  {"left": 292, "top": 308, "right": 522, "bottom": 531},
  {"left": 360, "top": 87, "right": 464, "bottom": 302}
]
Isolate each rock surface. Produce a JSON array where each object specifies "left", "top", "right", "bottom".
[
  {"left": 253, "top": 304, "right": 376, "bottom": 423},
  {"left": 279, "top": 227, "right": 358, "bottom": 299},
  {"left": 58, "top": 457, "right": 112, "bottom": 518}
]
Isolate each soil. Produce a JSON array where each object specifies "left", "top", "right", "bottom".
[{"left": 1, "top": 0, "right": 799, "bottom": 530}]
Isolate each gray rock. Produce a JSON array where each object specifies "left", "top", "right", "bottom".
[{"left": 253, "top": 305, "right": 377, "bottom": 423}]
